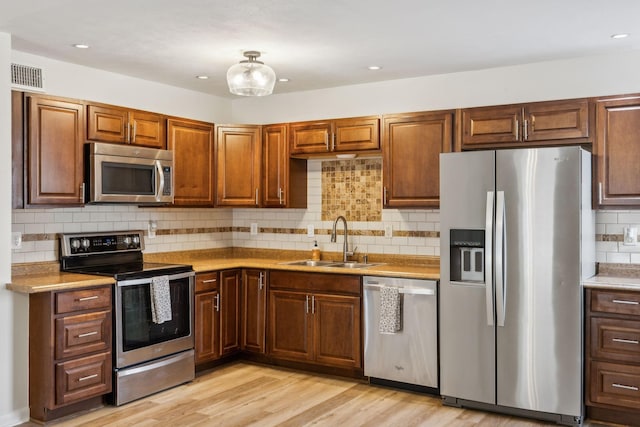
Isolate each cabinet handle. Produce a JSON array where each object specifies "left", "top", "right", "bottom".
[
  {"left": 612, "top": 383, "right": 639, "bottom": 392},
  {"left": 305, "top": 295, "right": 309, "bottom": 314},
  {"left": 202, "top": 278, "right": 217, "bottom": 284},
  {"left": 78, "top": 374, "right": 98, "bottom": 382},
  {"left": 78, "top": 295, "right": 99, "bottom": 302},
  {"left": 278, "top": 187, "right": 283, "bottom": 205},
  {"left": 311, "top": 295, "right": 315, "bottom": 314},
  {"left": 383, "top": 187, "right": 388, "bottom": 206},
  {"left": 132, "top": 122, "right": 137, "bottom": 143},
  {"left": 612, "top": 338, "right": 639, "bottom": 345},
  {"left": 78, "top": 331, "right": 98, "bottom": 338},
  {"left": 258, "top": 272, "right": 264, "bottom": 290},
  {"left": 255, "top": 188, "right": 259, "bottom": 206},
  {"left": 598, "top": 182, "right": 603, "bottom": 205},
  {"left": 325, "top": 133, "right": 329, "bottom": 151},
  {"left": 80, "top": 182, "right": 85, "bottom": 204},
  {"left": 332, "top": 133, "right": 336, "bottom": 151},
  {"left": 523, "top": 119, "right": 529, "bottom": 140},
  {"left": 126, "top": 121, "right": 131, "bottom": 143},
  {"left": 613, "top": 299, "right": 639, "bottom": 305},
  {"left": 514, "top": 119, "right": 519, "bottom": 140},
  {"left": 215, "top": 294, "right": 220, "bottom": 312}
]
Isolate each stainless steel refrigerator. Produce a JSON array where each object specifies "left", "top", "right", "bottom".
[{"left": 439, "top": 146, "right": 595, "bottom": 426}]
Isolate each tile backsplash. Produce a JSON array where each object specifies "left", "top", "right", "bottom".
[{"left": 596, "top": 210, "right": 640, "bottom": 264}]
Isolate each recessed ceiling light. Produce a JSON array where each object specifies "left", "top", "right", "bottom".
[
  {"left": 278, "top": 78, "right": 290, "bottom": 82},
  {"left": 73, "top": 44, "right": 90, "bottom": 49},
  {"left": 611, "top": 33, "right": 629, "bottom": 39},
  {"left": 196, "top": 75, "right": 209, "bottom": 80},
  {"left": 368, "top": 66, "right": 382, "bottom": 71}
]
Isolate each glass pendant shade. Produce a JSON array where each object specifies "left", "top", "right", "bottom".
[{"left": 227, "top": 51, "right": 276, "bottom": 96}]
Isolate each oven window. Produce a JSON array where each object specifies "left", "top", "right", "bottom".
[
  {"left": 102, "top": 162, "right": 155, "bottom": 195},
  {"left": 121, "top": 277, "right": 191, "bottom": 352}
]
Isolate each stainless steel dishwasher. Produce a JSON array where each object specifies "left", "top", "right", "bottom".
[{"left": 363, "top": 276, "right": 438, "bottom": 392}]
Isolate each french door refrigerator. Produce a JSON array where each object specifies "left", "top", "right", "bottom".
[{"left": 439, "top": 146, "right": 595, "bottom": 426}]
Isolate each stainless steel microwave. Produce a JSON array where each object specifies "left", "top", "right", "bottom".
[{"left": 86, "top": 142, "right": 174, "bottom": 204}]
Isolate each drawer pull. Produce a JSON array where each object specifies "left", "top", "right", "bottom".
[
  {"left": 202, "top": 279, "right": 217, "bottom": 283},
  {"left": 612, "top": 338, "right": 639, "bottom": 345},
  {"left": 78, "top": 374, "right": 98, "bottom": 382},
  {"left": 78, "top": 295, "right": 99, "bottom": 302},
  {"left": 612, "top": 383, "right": 639, "bottom": 392},
  {"left": 78, "top": 331, "right": 98, "bottom": 338},
  {"left": 612, "top": 299, "right": 639, "bottom": 305}
]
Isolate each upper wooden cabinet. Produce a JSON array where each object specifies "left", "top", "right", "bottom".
[
  {"left": 167, "top": 118, "right": 215, "bottom": 206},
  {"left": 262, "top": 124, "right": 307, "bottom": 208},
  {"left": 593, "top": 94, "right": 640, "bottom": 208},
  {"left": 382, "top": 111, "right": 454, "bottom": 208},
  {"left": 27, "top": 94, "right": 85, "bottom": 206},
  {"left": 215, "top": 125, "right": 262, "bottom": 207},
  {"left": 461, "top": 99, "right": 590, "bottom": 148},
  {"left": 87, "top": 104, "right": 166, "bottom": 149},
  {"left": 289, "top": 116, "right": 380, "bottom": 156}
]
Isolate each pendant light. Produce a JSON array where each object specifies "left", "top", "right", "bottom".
[{"left": 226, "top": 51, "right": 276, "bottom": 96}]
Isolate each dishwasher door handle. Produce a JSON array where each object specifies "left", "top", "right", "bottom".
[{"left": 363, "top": 283, "right": 435, "bottom": 296}]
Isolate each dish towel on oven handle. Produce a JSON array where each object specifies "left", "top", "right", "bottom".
[
  {"left": 150, "top": 275, "right": 172, "bottom": 324},
  {"left": 379, "top": 285, "right": 402, "bottom": 334}
]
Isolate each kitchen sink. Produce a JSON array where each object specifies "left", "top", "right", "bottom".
[{"left": 280, "top": 260, "right": 383, "bottom": 269}]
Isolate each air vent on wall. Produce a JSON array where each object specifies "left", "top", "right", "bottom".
[{"left": 11, "top": 63, "right": 45, "bottom": 92}]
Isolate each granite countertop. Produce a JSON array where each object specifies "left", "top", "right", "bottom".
[
  {"left": 583, "top": 275, "right": 640, "bottom": 292},
  {"left": 7, "top": 249, "right": 440, "bottom": 294}
]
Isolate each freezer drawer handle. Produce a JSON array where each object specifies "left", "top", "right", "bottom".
[
  {"left": 612, "top": 338, "right": 639, "bottom": 345},
  {"left": 364, "top": 283, "right": 434, "bottom": 296},
  {"left": 612, "top": 383, "right": 639, "bottom": 392},
  {"left": 612, "top": 299, "right": 639, "bottom": 305}
]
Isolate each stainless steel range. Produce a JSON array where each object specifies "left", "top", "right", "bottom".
[{"left": 60, "top": 231, "right": 196, "bottom": 406}]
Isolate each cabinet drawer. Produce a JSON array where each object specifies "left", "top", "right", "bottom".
[
  {"left": 592, "top": 290, "right": 640, "bottom": 317},
  {"left": 590, "top": 361, "right": 640, "bottom": 410},
  {"left": 55, "top": 351, "right": 111, "bottom": 405},
  {"left": 269, "top": 271, "right": 360, "bottom": 295},
  {"left": 55, "top": 310, "right": 111, "bottom": 360},
  {"left": 196, "top": 272, "right": 219, "bottom": 293},
  {"left": 55, "top": 286, "right": 111, "bottom": 314},
  {"left": 591, "top": 317, "right": 640, "bottom": 363}
]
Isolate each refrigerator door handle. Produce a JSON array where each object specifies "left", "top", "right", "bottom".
[
  {"left": 485, "top": 191, "right": 495, "bottom": 326},
  {"left": 495, "top": 191, "right": 507, "bottom": 327}
]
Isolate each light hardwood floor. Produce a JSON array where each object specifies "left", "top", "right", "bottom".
[{"left": 22, "top": 362, "right": 609, "bottom": 427}]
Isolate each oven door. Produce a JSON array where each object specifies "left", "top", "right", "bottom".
[{"left": 114, "top": 271, "right": 194, "bottom": 368}]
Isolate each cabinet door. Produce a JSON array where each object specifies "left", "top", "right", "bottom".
[
  {"left": 289, "top": 120, "right": 332, "bottom": 154},
  {"left": 168, "top": 118, "right": 215, "bottom": 206},
  {"left": 461, "top": 105, "right": 522, "bottom": 146},
  {"left": 129, "top": 111, "right": 166, "bottom": 149},
  {"left": 594, "top": 95, "right": 640, "bottom": 207},
  {"left": 87, "top": 104, "right": 128, "bottom": 143},
  {"left": 194, "top": 290, "right": 220, "bottom": 364},
  {"left": 382, "top": 111, "right": 453, "bottom": 208},
  {"left": 219, "top": 270, "right": 241, "bottom": 356},
  {"left": 313, "top": 294, "right": 361, "bottom": 368},
  {"left": 242, "top": 269, "right": 266, "bottom": 353},
  {"left": 215, "top": 125, "right": 261, "bottom": 206},
  {"left": 27, "top": 96, "right": 84, "bottom": 205},
  {"left": 262, "top": 124, "right": 288, "bottom": 207},
  {"left": 524, "top": 99, "right": 589, "bottom": 142},
  {"left": 268, "top": 290, "right": 313, "bottom": 362},
  {"left": 333, "top": 116, "right": 380, "bottom": 152}
]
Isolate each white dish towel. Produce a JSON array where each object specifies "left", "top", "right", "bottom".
[
  {"left": 379, "top": 286, "right": 402, "bottom": 334},
  {"left": 150, "top": 275, "right": 172, "bottom": 324}
]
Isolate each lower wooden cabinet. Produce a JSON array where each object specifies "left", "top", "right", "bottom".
[
  {"left": 586, "top": 288, "right": 640, "bottom": 425},
  {"left": 219, "top": 270, "right": 241, "bottom": 356},
  {"left": 242, "top": 269, "right": 267, "bottom": 354},
  {"left": 29, "top": 285, "right": 112, "bottom": 423},
  {"left": 268, "top": 271, "right": 361, "bottom": 369}
]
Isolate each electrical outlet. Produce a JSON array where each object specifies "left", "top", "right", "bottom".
[
  {"left": 148, "top": 220, "right": 157, "bottom": 239},
  {"left": 384, "top": 224, "right": 393, "bottom": 239},
  {"left": 307, "top": 224, "right": 315, "bottom": 237},
  {"left": 11, "top": 232, "right": 22, "bottom": 249},
  {"left": 250, "top": 223, "right": 258, "bottom": 235}
]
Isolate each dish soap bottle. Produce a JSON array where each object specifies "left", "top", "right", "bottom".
[{"left": 311, "top": 241, "right": 321, "bottom": 261}]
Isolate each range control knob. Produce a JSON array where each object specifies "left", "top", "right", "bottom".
[
  {"left": 70, "top": 239, "right": 80, "bottom": 251},
  {"left": 132, "top": 235, "right": 140, "bottom": 246},
  {"left": 123, "top": 236, "right": 132, "bottom": 246},
  {"left": 81, "top": 238, "right": 91, "bottom": 250}
]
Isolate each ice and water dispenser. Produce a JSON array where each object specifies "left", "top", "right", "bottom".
[{"left": 450, "top": 229, "right": 485, "bottom": 283}]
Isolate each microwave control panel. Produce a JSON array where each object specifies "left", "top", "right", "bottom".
[{"left": 162, "top": 166, "right": 172, "bottom": 196}]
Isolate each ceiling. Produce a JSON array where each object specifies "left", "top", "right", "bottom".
[{"left": 2, "top": 0, "right": 639, "bottom": 99}]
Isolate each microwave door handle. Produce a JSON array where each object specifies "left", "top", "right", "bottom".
[{"left": 155, "top": 161, "right": 165, "bottom": 202}]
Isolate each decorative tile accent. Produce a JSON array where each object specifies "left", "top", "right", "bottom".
[{"left": 321, "top": 159, "right": 382, "bottom": 222}]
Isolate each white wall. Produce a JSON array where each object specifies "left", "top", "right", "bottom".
[
  {"left": 11, "top": 51, "right": 232, "bottom": 123},
  {"left": 1, "top": 33, "right": 30, "bottom": 427},
  {"left": 230, "top": 50, "right": 640, "bottom": 124}
]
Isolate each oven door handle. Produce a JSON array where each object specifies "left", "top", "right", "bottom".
[{"left": 116, "top": 271, "right": 194, "bottom": 287}]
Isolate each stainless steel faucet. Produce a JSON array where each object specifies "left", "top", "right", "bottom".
[{"left": 331, "top": 215, "right": 355, "bottom": 262}]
